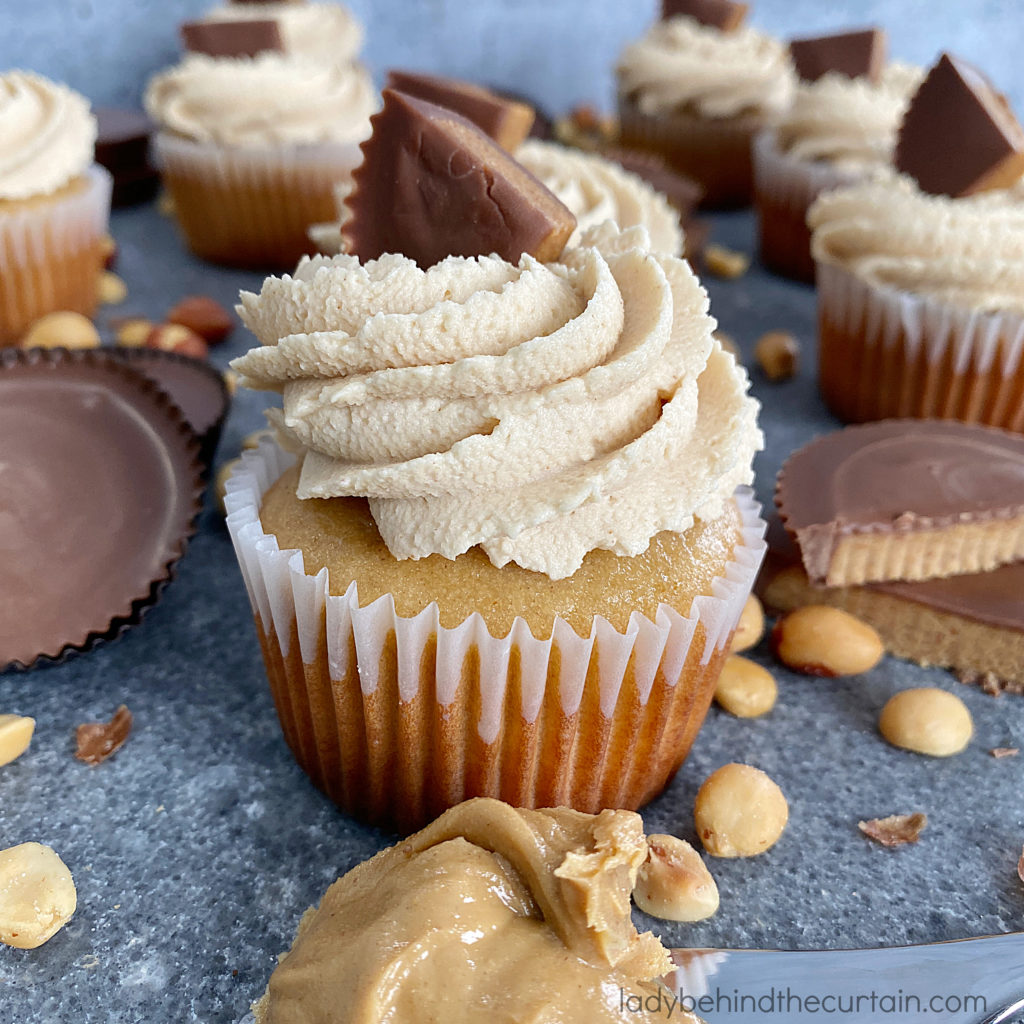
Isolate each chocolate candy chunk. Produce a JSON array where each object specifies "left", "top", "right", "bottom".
[
  {"left": 896, "top": 53, "right": 1024, "bottom": 197},
  {"left": 789, "top": 28, "right": 886, "bottom": 84},
  {"left": 601, "top": 147, "right": 704, "bottom": 215},
  {"left": 180, "top": 18, "right": 283, "bottom": 58},
  {"left": 385, "top": 71, "right": 535, "bottom": 151},
  {"left": 661, "top": 0, "right": 749, "bottom": 31},
  {"left": 94, "top": 108, "right": 159, "bottom": 207},
  {"left": 344, "top": 89, "right": 577, "bottom": 268}
]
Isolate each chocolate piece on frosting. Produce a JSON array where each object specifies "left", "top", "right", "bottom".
[
  {"left": 344, "top": 89, "right": 577, "bottom": 268},
  {"left": 94, "top": 108, "right": 159, "bottom": 207},
  {"left": 180, "top": 18, "right": 283, "bottom": 58},
  {"left": 601, "top": 146, "right": 705, "bottom": 215},
  {"left": 895, "top": 53, "right": 1024, "bottom": 197},
  {"left": 789, "top": 28, "right": 886, "bottom": 84},
  {"left": 661, "top": 0, "right": 749, "bottom": 31},
  {"left": 386, "top": 71, "right": 535, "bottom": 151},
  {"left": 776, "top": 420, "right": 1024, "bottom": 588}
]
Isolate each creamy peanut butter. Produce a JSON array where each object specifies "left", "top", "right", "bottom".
[{"left": 253, "top": 799, "right": 699, "bottom": 1023}]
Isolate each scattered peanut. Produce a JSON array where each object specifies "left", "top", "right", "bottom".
[
  {"left": 858, "top": 812, "right": 927, "bottom": 847},
  {"left": 215, "top": 458, "right": 242, "bottom": 514},
  {"left": 730, "top": 594, "right": 764, "bottom": 652},
  {"left": 703, "top": 244, "right": 749, "bottom": 279},
  {"left": 167, "top": 295, "right": 233, "bottom": 345},
  {"left": 114, "top": 317, "right": 154, "bottom": 347},
  {"left": 0, "top": 715, "right": 35, "bottom": 768},
  {"left": 156, "top": 191, "right": 175, "bottom": 216},
  {"left": 755, "top": 330, "right": 799, "bottom": 381},
  {"left": 100, "top": 234, "right": 118, "bottom": 270},
  {"left": 242, "top": 429, "right": 277, "bottom": 451},
  {"left": 97, "top": 271, "right": 127, "bottom": 305},
  {"left": 0, "top": 843, "right": 77, "bottom": 949},
  {"left": 714, "top": 656, "right": 777, "bottom": 718},
  {"left": 772, "top": 605, "right": 884, "bottom": 677},
  {"left": 21, "top": 311, "right": 100, "bottom": 350},
  {"left": 145, "top": 323, "right": 209, "bottom": 360},
  {"left": 633, "top": 834, "right": 719, "bottom": 922},
  {"left": 694, "top": 763, "right": 788, "bottom": 858},
  {"left": 878, "top": 688, "right": 973, "bottom": 757},
  {"left": 222, "top": 369, "right": 239, "bottom": 396}
]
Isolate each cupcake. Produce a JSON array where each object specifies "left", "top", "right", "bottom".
[
  {"left": 811, "top": 54, "right": 1024, "bottom": 432},
  {"left": 145, "top": 33, "right": 377, "bottom": 269},
  {"left": 0, "top": 71, "right": 112, "bottom": 346},
  {"left": 225, "top": 90, "right": 764, "bottom": 831},
  {"left": 616, "top": 0, "right": 796, "bottom": 209},
  {"left": 754, "top": 29, "right": 922, "bottom": 282}
]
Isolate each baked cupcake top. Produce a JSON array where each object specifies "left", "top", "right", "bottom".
[
  {"left": 143, "top": 52, "right": 376, "bottom": 147},
  {"left": 199, "top": 0, "right": 363, "bottom": 66},
  {"left": 616, "top": 16, "right": 797, "bottom": 120},
  {"left": 775, "top": 63, "right": 923, "bottom": 171},
  {"left": 233, "top": 223, "right": 760, "bottom": 579},
  {"left": 0, "top": 71, "right": 97, "bottom": 200},
  {"left": 808, "top": 172, "right": 1024, "bottom": 314}
]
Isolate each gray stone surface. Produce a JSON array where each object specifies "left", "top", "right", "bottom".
[{"left": 0, "top": 201, "right": 1022, "bottom": 1022}]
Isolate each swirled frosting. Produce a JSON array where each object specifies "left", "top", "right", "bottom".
[
  {"left": 201, "top": 1, "right": 363, "bottom": 65},
  {"left": 776, "top": 63, "right": 923, "bottom": 171},
  {"left": 233, "top": 223, "right": 760, "bottom": 580},
  {"left": 144, "top": 53, "right": 376, "bottom": 146},
  {"left": 0, "top": 71, "right": 96, "bottom": 200},
  {"left": 809, "top": 172, "right": 1024, "bottom": 314},
  {"left": 617, "top": 16, "right": 796, "bottom": 120}
]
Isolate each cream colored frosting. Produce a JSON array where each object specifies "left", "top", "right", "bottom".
[
  {"left": 809, "top": 172, "right": 1024, "bottom": 314},
  {"left": 617, "top": 16, "right": 796, "bottom": 120},
  {"left": 776, "top": 63, "right": 923, "bottom": 171},
  {"left": 253, "top": 799, "right": 694, "bottom": 1024},
  {"left": 144, "top": 53, "right": 376, "bottom": 146},
  {"left": 0, "top": 71, "right": 96, "bottom": 200},
  {"left": 200, "top": 0, "right": 363, "bottom": 66},
  {"left": 233, "top": 223, "right": 760, "bottom": 580}
]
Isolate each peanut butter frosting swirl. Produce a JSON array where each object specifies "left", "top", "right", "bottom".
[
  {"left": 201, "top": 0, "right": 364, "bottom": 66},
  {"left": 0, "top": 71, "right": 96, "bottom": 200},
  {"left": 809, "top": 173, "right": 1024, "bottom": 314},
  {"left": 234, "top": 223, "right": 760, "bottom": 580},
  {"left": 516, "top": 139, "right": 684, "bottom": 256},
  {"left": 144, "top": 53, "right": 376, "bottom": 147},
  {"left": 776, "top": 63, "right": 923, "bottom": 170},
  {"left": 617, "top": 16, "right": 796, "bottom": 120}
]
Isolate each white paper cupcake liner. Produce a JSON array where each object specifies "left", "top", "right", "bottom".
[
  {"left": 0, "top": 165, "right": 112, "bottom": 345},
  {"left": 816, "top": 260, "right": 1024, "bottom": 431},
  {"left": 225, "top": 439, "right": 766, "bottom": 829}
]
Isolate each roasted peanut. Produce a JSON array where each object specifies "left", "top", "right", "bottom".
[
  {"left": 21, "top": 311, "right": 100, "bottom": 350},
  {"left": 114, "top": 318, "right": 154, "bottom": 347},
  {"left": 755, "top": 330, "right": 799, "bottom": 381},
  {"left": 222, "top": 369, "right": 239, "bottom": 396},
  {"left": 167, "top": 295, "right": 233, "bottom": 345},
  {"left": 634, "top": 834, "right": 719, "bottom": 922},
  {"left": 242, "top": 429, "right": 277, "bottom": 451},
  {"left": 704, "top": 244, "right": 749, "bottom": 279},
  {"left": 878, "top": 688, "right": 973, "bottom": 757},
  {"left": 731, "top": 594, "right": 764, "bottom": 652},
  {"left": 145, "top": 323, "right": 209, "bottom": 360},
  {"left": 0, "top": 843, "right": 77, "bottom": 949},
  {"left": 0, "top": 715, "right": 34, "bottom": 767},
  {"left": 100, "top": 234, "right": 118, "bottom": 270},
  {"left": 97, "top": 271, "right": 127, "bottom": 305},
  {"left": 694, "top": 763, "right": 788, "bottom": 858},
  {"left": 714, "top": 656, "right": 777, "bottom": 718},
  {"left": 772, "top": 605, "right": 884, "bottom": 677}
]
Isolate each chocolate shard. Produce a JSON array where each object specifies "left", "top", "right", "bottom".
[
  {"left": 896, "top": 53, "right": 1024, "bottom": 197},
  {"left": 601, "top": 146, "right": 705, "bottom": 215},
  {"left": 661, "top": 0, "right": 749, "bottom": 31},
  {"left": 343, "top": 88, "right": 577, "bottom": 269},
  {"left": 385, "top": 71, "right": 535, "bottom": 151},
  {"left": 789, "top": 28, "right": 886, "bottom": 84},
  {"left": 180, "top": 18, "right": 283, "bottom": 58}
]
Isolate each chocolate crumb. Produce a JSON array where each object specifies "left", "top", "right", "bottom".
[
  {"left": 991, "top": 747, "right": 1020, "bottom": 758},
  {"left": 858, "top": 813, "right": 927, "bottom": 847},
  {"left": 75, "top": 706, "right": 133, "bottom": 766}
]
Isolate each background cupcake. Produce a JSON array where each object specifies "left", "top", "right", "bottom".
[
  {"left": 0, "top": 70, "right": 111, "bottom": 345},
  {"left": 754, "top": 28, "right": 922, "bottom": 282},
  {"left": 616, "top": 1, "right": 796, "bottom": 209}
]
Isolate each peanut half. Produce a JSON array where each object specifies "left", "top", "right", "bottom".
[
  {"left": 772, "top": 605, "right": 884, "bottom": 677},
  {"left": 634, "top": 834, "right": 719, "bottom": 922},
  {"left": 694, "top": 763, "right": 789, "bottom": 858},
  {"left": 730, "top": 594, "right": 765, "bottom": 653},
  {"left": 714, "top": 656, "right": 777, "bottom": 718},
  {"left": 0, "top": 843, "right": 77, "bottom": 949},
  {"left": 755, "top": 330, "right": 799, "bottom": 381},
  {"left": 0, "top": 715, "right": 35, "bottom": 767},
  {"left": 879, "top": 688, "right": 973, "bottom": 757},
  {"left": 21, "top": 311, "right": 100, "bottom": 350}
]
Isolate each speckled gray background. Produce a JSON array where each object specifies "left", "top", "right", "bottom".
[{"left": 3, "top": 0, "right": 1023, "bottom": 115}]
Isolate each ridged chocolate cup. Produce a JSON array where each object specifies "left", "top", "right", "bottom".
[{"left": 0, "top": 348, "right": 204, "bottom": 671}]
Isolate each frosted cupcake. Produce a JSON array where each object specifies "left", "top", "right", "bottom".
[
  {"left": 616, "top": 0, "right": 796, "bottom": 209},
  {"left": 145, "top": 50, "right": 376, "bottom": 269},
  {"left": 0, "top": 71, "right": 111, "bottom": 345},
  {"left": 754, "top": 29, "right": 922, "bottom": 281},
  {"left": 811, "top": 54, "right": 1024, "bottom": 432}
]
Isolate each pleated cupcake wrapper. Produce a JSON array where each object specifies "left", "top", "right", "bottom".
[
  {"left": 225, "top": 440, "right": 766, "bottom": 831},
  {"left": 816, "top": 260, "right": 1024, "bottom": 432},
  {"left": 0, "top": 165, "right": 112, "bottom": 345},
  {"left": 616, "top": 95, "right": 765, "bottom": 209},
  {"left": 153, "top": 132, "right": 363, "bottom": 270},
  {"left": 752, "top": 129, "right": 859, "bottom": 282}
]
